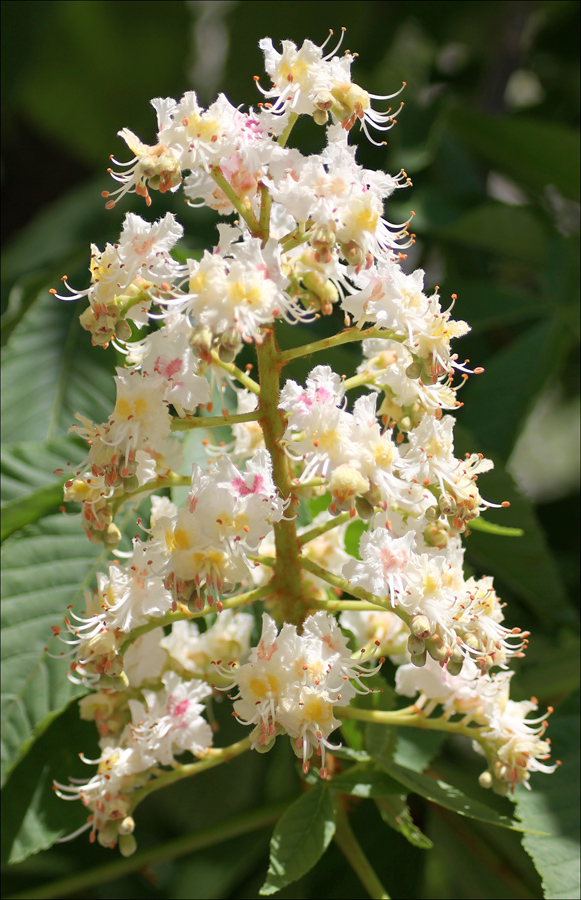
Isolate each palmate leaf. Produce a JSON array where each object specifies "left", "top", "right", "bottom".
[
  {"left": 1, "top": 439, "right": 87, "bottom": 505},
  {"left": 0, "top": 514, "right": 103, "bottom": 787},
  {"left": 260, "top": 784, "right": 336, "bottom": 896},
  {"left": 378, "top": 758, "right": 534, "bottom": 833},
  {"left": 517, "top": 691, "right": 580, "bottom": 900},
  {"left": 1, "top": 285, "right": 116, "bottom": 445},
  {"left": 1, "top": 700, "right": 99, "bottom": 866},
  {"left": 1, "top": 438, "right": 89, "bottom": 543}
]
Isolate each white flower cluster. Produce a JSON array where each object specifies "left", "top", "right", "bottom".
[
  {"left": 224, "top": 612, "right": 381, "bottom": 777},
  {"left": 51, "top": 32, "right": 555, "bottom": 853}
]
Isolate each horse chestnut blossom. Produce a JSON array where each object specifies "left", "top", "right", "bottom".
[{"left": 49, "top": 29, "right": 556, "bottom": 868}]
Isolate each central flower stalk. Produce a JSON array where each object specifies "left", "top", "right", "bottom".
[{"left": 256, "top": 328, "right": 306, "bottom": 624}]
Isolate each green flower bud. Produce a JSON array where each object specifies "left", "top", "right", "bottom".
[
  {"left": 119, "top": 833, "right": 137, "bottom": 857},
  {"left": 410, "top": 649, "right": 427, "bottom": 668},
  {"left": 115, "top": 319, "right": 133, "bottom": 341},
  {"left": 425, "top": 633, "right": 448, "bottom": 662},
  {"left": 407, "top": 634, "right": 425, "bottom": 655}
]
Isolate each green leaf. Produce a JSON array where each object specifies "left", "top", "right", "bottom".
[
  {"left": 468, "top": 517, "right": 524, "bottom": 537},
  {"left": 448, "top": 106, "right": 581, "bottom": 201},
  {"left": 260, "top": 784, "right": 336, "bottom": 895},
  {"left": 461, "top": 316, "right": 571, "bottom": 461},
  {"left": 1, "top": 484, "right": 66, "bottom": 543},
  {"left": 0, "top": 515, "right": 102, "bottom": 787},
  {"left": 1, "top": 700, "right": 98, "bottom": 865},
  {"left": 328, "top": 763, "right": 435, "bottom": 850},
  {"left": 328, "top": 765, "right": 402, "bottom": 799},
  {"left": 376, "top": 793, "right": 433, "bottom": 850},
  {"left": 1, "top": 286, "right": 116, "bottom": 444},
  {"left": 517, "top": 691, "right": 580, "bottom": 900},
  {"left": 378, "top": 758, "right": 533, "bottom": 832},
  {"left": 440, "top": 203, "right": 550, "bottom": 264},
  {"left": 447, "top": 279, "right": 550, "bottom": 334},
  {"left": 394, "top": 730, "right": 448, "bottom": 774},
  {"left": 1, "top": 439, "right": 86, "bottom": 505},
  {"left": 15, "top": 1, "right": 191, "bottom": 167},
  {"left": 455, "top": 426, "right": 574, "bottom": 628}
]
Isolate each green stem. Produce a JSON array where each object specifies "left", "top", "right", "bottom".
[
  {"left": 279, "top": 223, "right": 316, "bottom": 253},
  {"left": 109, "top": 472, "right": 191, "bottom": 516},
  {"left": 255, "top": 328, "right": 306, "bottom": 624},
  {"left": 290, "top": 476, "right": 327, "bottom": 491},
  {"left": 277, "top": 111, "right": 299, "bottom": 147},
  {"left": 129, "top": 738, "right": 252, "bottom": 812},
  {"left": 119, "top": 584, "right": 272, "bottom": 654},
  {"left": 343, "top": 372, "right": 377, "bottom": 392},
  {"left": 334, "top": 804, "right": 390, "bottom": 900},
  {"left": 298, "top": 510, "right": 353, "bottom": 546},
  {"left": 308, "top": 598, "right": 391, "bottom": 613},
  {"left": 299, "top": 556, "right": 413, "bottom": 625},
  {"left": 210, "top": 349, "right": 261, "bottom": 394},
  {"left": 209, "top": 165, "right": 261, "bottom": 234},
  {"left": 278, "top": 327, "right": 404, "bottom": 365},
  {"left": 118, "top": 291, "right": 151, "bottom": 318},
  {"left": 6, "top": 802, "right": 288, "bottom": 900},
  {"left": 259, "top": 182, "right": 272, "bottom": 242},
  {"left": 171, "top": 410, "right": 262, "bottom": 431},
  {"left": 338, "top": 706, "right": 486, "bottom": 744}
]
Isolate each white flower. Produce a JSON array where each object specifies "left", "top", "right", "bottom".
[
  {"left": 258, "top": 34, "right": 405, "bottom": 142},
  {"left": 160, "top": 92, "right": 245, "bottom": 171},
  {"left": 161, "top": 611, "right": 254, "bottom": 678},
  {"left": 123, "top": 627, "right": 167, "bottom": 687},
  {"left": 343, "top": 529, "right": 417, "bottom": 602},
  {"left": 229, "top": 612, "right": 380, "bottom": 776},
  {"left": 127, "top": 671, "right": 213, "bottom": 766}
]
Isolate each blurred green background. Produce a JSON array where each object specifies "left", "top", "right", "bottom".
[{"left": 1, "top": 2, "right": 579, "bottom": 898}]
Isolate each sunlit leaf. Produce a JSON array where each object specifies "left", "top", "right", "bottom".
[
  {"left": 260, "top": 784, "right": 336, "bottom": 895},
  {"left": 517, "top": 691, "right": 580, "bottom": 900},
  {"left": 0, "top": 515, "right": 102, "bottom": 787}
]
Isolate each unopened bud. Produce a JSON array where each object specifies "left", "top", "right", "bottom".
[
  {"left": 104, "top": 523, "right": 122, "bottom": 550},
  {"left": 313, "top": 109, "right": 329, "bottom": 126},
  {"left": 118, "top": 816, "right": 135, "bottom": 835},
  {"left": 423, "top": 524, "right": 449, "bottom": 549},
  {"left": 410, "top": 615, "right": 432, "bottom": 640},
  {"left": 426, "top": 633, "right": 448, "bottom": 662},
  {"left": 478, "top": 770, "right": 493, "bottom": 790},
  {"left": 463, "top": 634, "right": 481, "bottom": 652},
  {"left": 115, "top": 319, "right": 133, "bottom": 341},
  {"left": 405, "top": 361, "right": 422, "bottom": 380},
  {"left": 410, "top": 649, "right": 427, "bottom": 668},
  {"left": 355, "top": 495, "right": 374, "bottom": 520},
  {"left": 340, "top": 240, "right": 366, "bottom": 268},
  {"left": 329, "top": 465, "right": 369, "bottom": 509},
  {"left": 446, "top": 647, "right": 464, "bottom": 677},
  {"left": 119, "top": 833, "right": 137, "bottom": 857},
  {"left": 407, "top": 634, "right": 425, "bottom": 655},
  {"left": 439, "top": 493, "right": 456, "bottom": 516},
  {"left": 97, "top": 820, "right": 119, "bottom": 848},
  {"left": 122, "top": 475, "right": 140, "bottom": 493}
]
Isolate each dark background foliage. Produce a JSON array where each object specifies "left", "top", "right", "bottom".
[{"left": 1, "top": 2, "right": 579, "bottom": 898}]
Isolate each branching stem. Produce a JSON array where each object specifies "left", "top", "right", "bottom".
[{"left": 278, "top": 327, "right": 404, "bottom": 365}]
